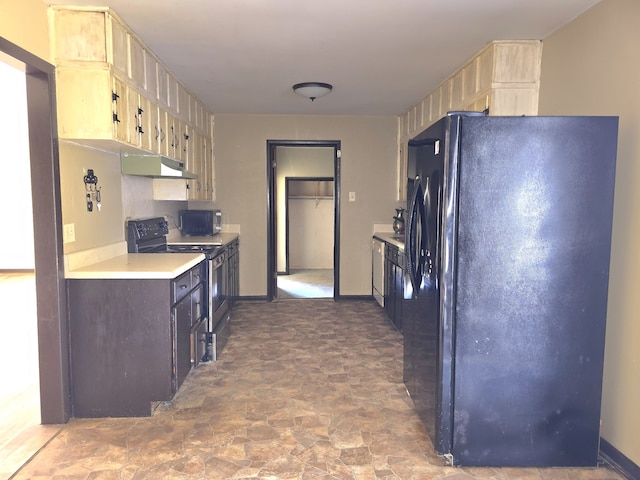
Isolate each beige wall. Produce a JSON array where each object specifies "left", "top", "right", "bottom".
[
  {"left": 288, "top": 198, "right": 334, "bottom": 270},
  {"left": 58, "top": 143, "right": 124, "bottom": 253},
  {"left": 213, "top": 114, "right": 400, "bottom": 297},
  {"left": 0, "top": 0, "right": 49, "bottom": 62},
  {"left": 539, "top": 0, "right": 640, "bottom": 465},
  {"left": 276, "top": 146, "right": 334, "bottom": 271},
  {"left": 58, "top": 141, "right": 188, "bottom": 253}
]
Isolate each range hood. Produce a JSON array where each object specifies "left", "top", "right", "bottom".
[{"left": 121, "top": 154, "right": 197, "bottom": 179}]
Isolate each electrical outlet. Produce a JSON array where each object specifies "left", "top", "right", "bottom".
[
  {"left": 63, "top": 223, "right": 76, "bottom": 243},
  {"left": 349, "top": 191, "right": 356, "bottom": 202}
]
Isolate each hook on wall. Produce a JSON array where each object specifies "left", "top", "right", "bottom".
[{"left": 83, "top": 169, "right": 102, "bottom": 212}]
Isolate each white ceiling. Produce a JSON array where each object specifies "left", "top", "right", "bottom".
[{"left": 45, "top": 0, "right": 600, "bottom": 116}]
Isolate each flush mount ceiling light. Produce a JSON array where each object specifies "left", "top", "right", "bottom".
[{"left": 292, "top": 82, "right": 333, "bottom": 101}]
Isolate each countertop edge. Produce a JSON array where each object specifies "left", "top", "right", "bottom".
[
  {"left": 373, "top": 232, "right": 405, "bottom": 252},
  {"left": 65, "top": 253, "right": 206, "bottom": 280}
]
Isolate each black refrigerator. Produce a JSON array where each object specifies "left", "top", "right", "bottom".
[{"left": 402, "top": 113, "right": 618, "bottom": 467}]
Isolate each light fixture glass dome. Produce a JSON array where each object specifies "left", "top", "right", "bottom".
[{"left": 292, "top": 82, "right": 333, "bottom": 101}]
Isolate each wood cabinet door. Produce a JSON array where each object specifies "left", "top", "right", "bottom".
[
  {"left": 158, "top": 108, "right": 173, "bottom": 156},
  {"left": 187, "top": 131, "right": 201, "bottom": 200},
  {"left": 173, "top": 294, "right": 192, "bottom": 392},
  {"left": 176, "top": 83, "right": 190, "bottom": 122},
  {"left": 157, "top": 62, "right": 170, "bottom": 108},
  {"left": 138, "top": 95, "right": 154, "bottom": 152},
  {"left": 127, "top": 87, "right": 142, "bottom": 147},
  {"left": 56, "top": 68, "right": 111, "bottom": 139},
  {"left": 129, "top": 36, "right": 146, "bottom": 89},
  {"left": 109, "top": 16, "right": 129, "bottom": 78},
  {"left": 169, "top": 117, "right": 184, "bottom": 161},
  {"left": 180, "top": 118, "right": 190, "bottom": 162},
  {"left": 112, "top": 76, "right": 129, "bottom": 144},
  {"left": 52, "top": 10, "right": 107, "bottom": 64},
  {"left": 201, "top": 134, "right": 214, "bottom": 200},
  {"left": 144, "top": 53, "right": 158, "bottom": 100},
  {"left": 147, "top": 102, "right": 162, "bottom": 154}
]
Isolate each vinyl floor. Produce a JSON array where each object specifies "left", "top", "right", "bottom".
[{"left": 12, "top": 298, "right": 624, "bottom": 479}]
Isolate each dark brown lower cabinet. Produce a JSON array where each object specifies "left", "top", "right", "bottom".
[
  {"left": 226, "top": 239, "right": 240, "bottom": 308},
  {"left": 67, "top": 261, "right": 205, "bottom": 418},
  {"left": 384, "top": 244, "right": 405, "bottom": 332}
]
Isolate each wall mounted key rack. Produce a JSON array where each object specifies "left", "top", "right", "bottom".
[{"left": 83, "top": 169, "right": 102, "bottom": 212}]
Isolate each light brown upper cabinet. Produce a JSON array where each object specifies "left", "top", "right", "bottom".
[
  {"left": 49, "top": 6, "right": 216, "bottom": 200},
  {"left": 396, "top": 40, "right": 542, "bottom": 201}
]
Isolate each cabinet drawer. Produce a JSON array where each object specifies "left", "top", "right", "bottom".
[
  {"left": 385, "top": 245, "right": 400, "bottom": 264},
  {"left": 227, "top": 240, "right": 239, "bottom": 256},
  {"left": 398, "top": 251, "right": 406, "bottom": 270},
  {"left": 191, "top": 262, "right": 205, "bottom": 286},
  {"left": 172, "top": 261, "right": 206, "bottom": 304},
  {"left": 173, "top": 270, "right": 192, "bottom": 303}
]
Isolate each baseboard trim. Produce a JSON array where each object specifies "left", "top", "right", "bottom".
[
  {"left": 600, "top": 438, "right": 640, "bottom": 480},
  {"left": 237, "top": 296, "right": 269, "bottom": 302},
  {"left": 239, "top": 295, "right": 376, "bottom": 302},
  {"left": 335, "top": 295, "right": 376, "bottom": 301}
]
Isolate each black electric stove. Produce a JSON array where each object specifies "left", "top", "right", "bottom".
[{"left": 127, "top": 217, "right": 221, "bottom": 258}]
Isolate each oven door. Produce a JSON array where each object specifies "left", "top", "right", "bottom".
[{"left": 209, "top": 251, "right": 228, "bottom": 330}]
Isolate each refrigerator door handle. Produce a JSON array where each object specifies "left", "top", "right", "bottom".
[{"left": 406, "top": 178, "right": 427, "bottom": 295}]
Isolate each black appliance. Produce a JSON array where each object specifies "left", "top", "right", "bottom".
[
  {"left": 402, "top": 113, "right": 618, "bottom": 467},
  {"left": 127, "top": 217, "right": 230, "bottom": 362},
  {"left": 179, "top": 209, "right": 222, "bottom": 236}
]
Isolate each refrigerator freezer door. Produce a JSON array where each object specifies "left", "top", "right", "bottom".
[{"left": 403, "top": 116, "right": 452, "bottom": 455}]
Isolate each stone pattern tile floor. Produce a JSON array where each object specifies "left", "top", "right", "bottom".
[{"left": 14, "top": 300, "right": 624, "bottom": 479}]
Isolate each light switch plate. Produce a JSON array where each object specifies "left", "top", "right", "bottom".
[{"left": 349, "top": 192, "right": 356, "bottom": 202}]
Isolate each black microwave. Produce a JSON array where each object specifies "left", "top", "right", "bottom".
[{"left": 179, "top": 210, "right": 222, "bottom": 236}]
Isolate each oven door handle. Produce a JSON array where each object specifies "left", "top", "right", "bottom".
[{"left": 212, "top": 253, "right": 225, "bottom": 268}]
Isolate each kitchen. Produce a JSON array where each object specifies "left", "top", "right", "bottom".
[{"left": 1, "top": 0, "right": 639, "bottom": 477}]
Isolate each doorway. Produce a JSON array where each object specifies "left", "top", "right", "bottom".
[
  {"left": 267, "top": 141, "right": 341, "bottom": 301},
  {"left": 279, "top": 177, "right": 334, "bottom": 299},
  {"left": 0, "top": 37, "right": 69, "bottom": 427},
  {"left": 0, "top": 56, "right": 42, "bottom": 477}
]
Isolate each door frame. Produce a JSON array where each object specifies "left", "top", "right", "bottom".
[
  {"left": 266, "top": 140, "right": 341, "bottom": 301},
  {"left": 1, "top": 37, "right": 70, "bottom": 423}
]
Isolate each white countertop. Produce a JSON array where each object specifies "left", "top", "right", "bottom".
[
  {"left": 65, "top": 253, "right": 205, "bottom": 280},
  {"left": 373, "top": 231, "right": 405, "bottom": 252},
  {"left": 166, "top": 231, "right": 239, "bottom": 247}
]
